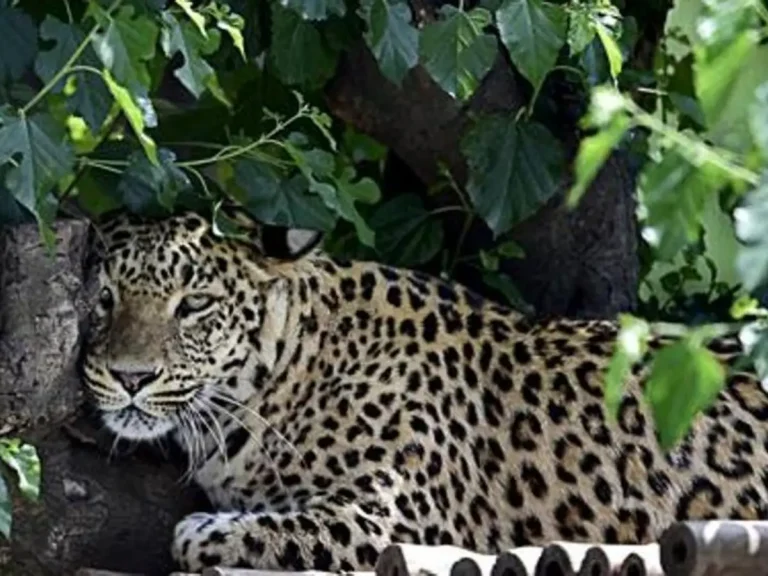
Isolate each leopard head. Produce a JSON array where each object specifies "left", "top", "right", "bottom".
[{"left": 81, "top": 211, "right": 321, "bottom": 441}]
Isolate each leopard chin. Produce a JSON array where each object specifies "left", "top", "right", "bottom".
[{"left": 101, "top": 406, "right": 176, "bottom": 441}]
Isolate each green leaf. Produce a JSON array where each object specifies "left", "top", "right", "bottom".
[
  {"left": 739, "top": 322, "right": 768, "bottom": 383},
  {"left": 270, "top": 3, "right": 339, "bottom": 88},
  {"left": 462, "top": 116, "right": 564, "bottom": 236},
  {"left": 230, "top": 159, "right": 337, "bottom": 231},
  {"left": 496, "top": 0, "right": 567, "bottom": 92},
  {"left": 175, "top": 0, "right": 208, "bottom": 37},
  {"left": 283, "top": 141, "right": 377, "bottom": 247},
  {"left": 0, "top": 7, "right": 37, "bottom": 83},
  {"left": 213, "top": 8, "right": 246, "bottom": 59},
  {"left": 420, "top": 6, "right": 497, "bottom": 100},
  {"left": 0, "top": 112, "right": 74, "bottom": 220},
  {"left": 695, "top": 31, "right": 768, "bottom": 153},
  {"left": 568, "top": 113, "right": 631, "bottom": 206},
  {"left": 368, "top": 194, "right": 443, "bottom": 266},
  {"left": 750, "top": 82, "right": 768, "bottom": 158},
  {"left": 645, "top": 339, "right": 725, "bottom": 450},
  {"left": 34, "top": 16, "right": 111, "bottom": 132},
  {"left": 0, "top": 440, "right": 40, "bottom": 501},
  {"left": 0, "top": 474, "right": 10, "bottom": 539},
  {"left": 284, "top": 0, "right": 346, "bottom": 20},
  {"left": 342, "top": 127, "right": 388, "bottom": 163},
  {"left": 479, "top": 249, "right": 499, "bottom": 271},
  {"left": 567, "top": 8, "right": 596, "bottom": 55},
  {"left": 161, "top": 12, "right": 230, "bottom": 106},
  {"left": 640, "top": 149, "right": 729, "bottom": 261},
  {"left": 336, "top": 170, "right": 381, "bottom": 205},
  {"left": 117, "top": 148, "right": 190, "bottom": 214},
  {"left": 735, "top": 174, "right": 768, "bottom": 291},
  {"left": 481, "top": 271, "right": 534, "bottom": 314},
  {"left": 360, "top": 0, "right": 420, "bottom": 86},
  {"left": 604, "top": 315, "right": 650, "bottom": 418},
  {"left": 497, "top": 239, "right": 525, "bottom": 258},
  {"left": 92, "top": 5, "right": 160, "bottom": 92},
  {"left": 102, "top": 69, "right": 158, "bottom": 165},
  {"left": 594, "top": 21, "right": 623, "bottom": 80}
]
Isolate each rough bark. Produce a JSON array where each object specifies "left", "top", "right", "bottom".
[
  {"left": 325, "top": 43, "right": 638, "bottom": 318},
  {"left": 0, "top": 220, "right": 206, "bottom": 576}
]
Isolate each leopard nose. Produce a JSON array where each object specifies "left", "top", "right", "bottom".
[{"left": 109, "top": 368, "right": 161, "bottom": 394}]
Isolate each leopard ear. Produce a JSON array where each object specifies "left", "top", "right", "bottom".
[
  {"left": 214, "top": 204, "right": 323, "bottom": 260},
  {"left": 260, "top": 226, "right": 324, "bottom": 260}
]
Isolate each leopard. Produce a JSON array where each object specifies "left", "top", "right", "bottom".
[{"left": 81, "top": 211, "right": 768, "bottom": 573}]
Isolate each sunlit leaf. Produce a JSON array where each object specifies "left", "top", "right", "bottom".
[
  {"left": 750, "top": 82, "right": 768, "bottom": 158},
  {"left": 567, "top": 7, "right": 596, "bottom": 55},
  {"left": 568, "top": 113, "right": 631, "bottom": 206},
  {"left": 641, "top": 149, "right": 729, "bottom": 261},
  {"left": 102, "top": 69, "right": 158, "bottom": 164},
  {"left": 175, "top": 0, "right": 208, "bottom": 37},
  {"left": 735, "top": 173, "right": 768, "bottom": 291},
  {"left": 0, "top": 440, "right": 40, "bottom": 501},
  {"left": 645, "top": 338, "right": 725, "bottom": 450},
  {"left": 695, "top": 31, "right": 768, "bottom": 152},
  {"left": 594, "top": 21, "right": 623, "bottom": 80},
  {"left": 604, "top": 314, "right": 650, "bottom": 417}
]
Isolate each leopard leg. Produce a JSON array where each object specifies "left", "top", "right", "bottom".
[{"left": 172, "top": 504, "right": 391, "bottom": 572}]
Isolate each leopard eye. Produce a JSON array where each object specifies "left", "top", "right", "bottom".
[
  {"left": 99, "top": 287, "right": 114, "bottom": 310},
  {"left": 176, "top": 294, "right": 216, "bottom": 318}
]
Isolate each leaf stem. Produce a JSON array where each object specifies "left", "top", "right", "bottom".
[
  {"left": 177, "top": 108, "right": 308, "bottom": 168},
  {"left": 64, "top": 0, "right": 74, "bottom": 23},
  {"left": 430, "top": 205, "right": 466, "bottom": 217},
  {"left": 20, "top": 0, "right": 122, "bottom": 115},
  {"left": 625, "top": 99, "right": 760, "bottom": 186}
]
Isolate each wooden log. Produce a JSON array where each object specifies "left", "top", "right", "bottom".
[
  {"left": 451, "top": 558, "right": 483, "bottom": 576},
  {"left": 577, "top": 547, "right": 610, "bottom": 576},
  {"left": 614, "top": 553, "right": 645, "bottom": 576},
  {"left": 660, "top": 520, "right": 768, "bottom": 576},
  {"left": 375, "top": 545, "right": 410, "bottom": 576},
  {"left": 535, "top": 544, "right": 574, "bottom": 576},
  {"left": 377, "top": 544, "right": 498, "bottom": 576},
  {"left": 492, "top": 552, "right": 529, "bottom": 576}
]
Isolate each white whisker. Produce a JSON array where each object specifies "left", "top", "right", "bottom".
[{"left": 197, "top": 396, "right": 289, "bottom": 494}]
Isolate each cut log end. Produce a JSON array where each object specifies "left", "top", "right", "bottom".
[
  {"left": 450, "top": 558, "right": 482, "bottom": 576},
  {"left": 617, "top": 553, "right": 646, "bottom": 576},
  {"left": 492, "top": 552, "right": 529, "bottom": 576},
  {"left": 535, "top": 544, "right": 574, "bottom": 576},
  {"left": 576, "top": 547, "right": 610, "bottom": 576},
  {"left": 376, "top": 545, "right": 410, "bottom": 576}
]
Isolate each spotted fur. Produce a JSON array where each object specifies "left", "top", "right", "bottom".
[{"left": 81, "top": 212, "right": 768, "bottom": 572}]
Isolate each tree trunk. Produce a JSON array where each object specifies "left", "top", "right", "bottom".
[
  {"left": 0, "top": 220, "right": 206, "bottom": 576},
  {"left": 325, "top": 43, "right": 638, "bottom": 318}
]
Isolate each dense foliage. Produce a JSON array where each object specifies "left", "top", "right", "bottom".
[{"left": 1, "top": 0, "right": 767, "bottom": 538}]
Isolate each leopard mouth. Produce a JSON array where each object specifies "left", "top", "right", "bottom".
[{"left": 101, "top": 405, "right": 176, "bottom": 441}]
